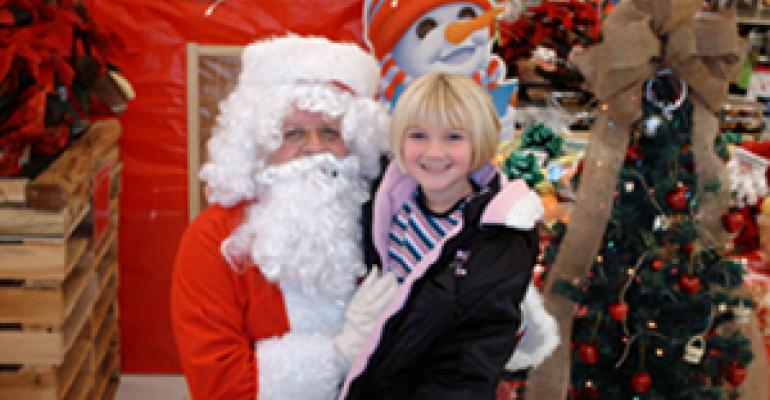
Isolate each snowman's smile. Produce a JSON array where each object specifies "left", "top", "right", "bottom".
[{"left": 437, "top": 46, "right": 476, "bottom": 65}]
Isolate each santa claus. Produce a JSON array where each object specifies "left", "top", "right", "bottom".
[{"left": 171, "top": 35, "right": 396, "bottom": 400}]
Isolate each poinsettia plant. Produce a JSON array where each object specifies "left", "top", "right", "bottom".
[
  {"left": 0, "top": 0, "right": 125, "bottom": 177},
  {"left": 496, "top": 0, "right": 602, "bottom": 88}
]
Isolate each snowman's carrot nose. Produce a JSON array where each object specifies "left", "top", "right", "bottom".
[{"left": 444, "top": 7, "right": 503, "bottom": 45}]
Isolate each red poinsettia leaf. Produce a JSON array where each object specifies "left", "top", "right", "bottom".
[
  {"left": 32, "top": 124, "right": 69, "bottom": 155},
  {"left": 0, "top": 86, "right": 46, "bottom": 136},
  {"left": 33, "top": 21, "right": 74, "bottom": 56},
  {"left": 559, "top": 12, "right": 574, "bottom": 31},
  {"left": 54, "top": 59, "right": 75, "bottom": 87},
  {"left": 0, "top": 43, "right": 15, "bottom": 82},
  {"left": 0, "top": 9, "right": 14, "bottom": 25}
]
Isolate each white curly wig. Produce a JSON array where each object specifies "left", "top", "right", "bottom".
[{"left": 199, "top": 35, "right": 389, "bottom": 207}]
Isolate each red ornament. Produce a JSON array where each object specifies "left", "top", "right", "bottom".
[
  {"left": 722, "top": 211, "right": 746, "bottom": 233},
  {"left": 651, "top": 260, "right": 664, "bottom": 271},
  {"left": 609, "top": 302, "right": 629, "bottom": 322},
  {"left": 626, "top": 145, "right": 643, "bottom": 162},
  {"left": 630, "top": 372, "right": 652, "bottom": 394},
  {"left": 679, "top": 274, "right": 702, "bottom": 294},
  {"left": 725, "top": 361, "right": 747, "bottom": 386},
  {"left": 665, "top": 188, "right": 688, "bottom": 211},
  {"left": 578, "top": 343, "right": 599, "bottom": 365}
]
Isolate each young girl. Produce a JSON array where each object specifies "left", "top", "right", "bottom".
[{"left": 339, "top": 73, "right": 545, "bottom": 399}]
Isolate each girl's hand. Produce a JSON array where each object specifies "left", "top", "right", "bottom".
[{"left": 334, "top": 267, "right": 399, "bottom": 363}]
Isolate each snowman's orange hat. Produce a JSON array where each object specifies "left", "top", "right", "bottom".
[{"left": 364, "top": 0, "right": 494, "bottom": 60}]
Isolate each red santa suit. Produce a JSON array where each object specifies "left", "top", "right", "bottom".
[{"left": 172, "top": 203, "right": 289, "bottom": 399}]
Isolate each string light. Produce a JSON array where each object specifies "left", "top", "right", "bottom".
[
  {"left": 718, "top": 303, "right": 728, "bottom": 312},
  {"left": 627, "top": 268, "right": 636, "bottom": 276},
  {"left": 656, "top": 348, "right": 664, "bottom": 357},
  {"left": 572, "top": 278, "right": 582, "bottom": 285},
  {"left": 647, "top": 320, "right": 658, "bottom": 329},
  {"left": 585, "top": 380, "right": 594, "bottom": 388}
]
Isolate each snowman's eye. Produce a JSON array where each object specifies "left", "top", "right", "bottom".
[
  {"left": 457, "top": 7, "right": 477, "bottom": 19},
  {"left": 416, "top": 18, "right": 437, "bottom": 39}
]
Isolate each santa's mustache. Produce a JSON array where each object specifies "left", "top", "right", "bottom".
[{"left": 254, "top": 152, "right": 362, "bottom": 189}]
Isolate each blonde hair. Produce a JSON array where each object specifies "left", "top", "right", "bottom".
[{"left": 390, "top": 73, "right": 501, "bottom": 171}]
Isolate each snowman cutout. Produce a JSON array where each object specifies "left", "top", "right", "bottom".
[{"left": 364, "top": 0, "right": 518, "bottom": 138}]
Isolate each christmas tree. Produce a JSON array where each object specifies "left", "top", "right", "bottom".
[
  {"left": 549, "top": 71, "right": 753, "bottom": 400},
  {"left": 522, "top": 0, "right": 766, "bottom": 398}
]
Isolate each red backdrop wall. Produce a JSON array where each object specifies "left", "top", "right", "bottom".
[{"left": 84, "top": 0, "right": 366, "bottom": 373}]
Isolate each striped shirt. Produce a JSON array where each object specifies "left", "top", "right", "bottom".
[{"left": 386, "top": 187, "right": 467, "bottom": 283}]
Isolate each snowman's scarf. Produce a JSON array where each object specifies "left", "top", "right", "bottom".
[{"left": 378, "top": 52, "right": 504, "bottom": 103}]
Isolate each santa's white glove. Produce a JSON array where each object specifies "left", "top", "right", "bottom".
[{"left": 334, "top": 268, "right": 399, "bottom": 363}]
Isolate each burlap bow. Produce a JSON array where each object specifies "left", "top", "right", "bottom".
[{"left": 525, "top": 1, "right": 764, "bottom": 398}]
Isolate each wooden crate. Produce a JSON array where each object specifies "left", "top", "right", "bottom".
[
  {"left": 25, "top": 120, "right": 121, "bottom": 212},
  {"left": 0, "top": 324, "right": 94, "bottom": 400},
  {"left": 0, "top": 216, "right": 90, "bottom": 278},
  {"left": 0, "top": 178, "right": 28, "bottom": 204},
  {"left": 0, "top": 119, "right": 121, "bottom": 400},
  {"left": 0, "top": 231, "right": 116, "bottom": 365},
  {"left": 89, "top": 316, "right": 118, "bottom": 400}
]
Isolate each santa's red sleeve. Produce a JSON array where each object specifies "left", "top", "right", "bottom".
[{"left": 170, "top": 205, "right": 289, "bottom": 399}]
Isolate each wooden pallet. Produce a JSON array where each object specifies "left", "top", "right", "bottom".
[
  {"left": 0, "top": 202, "right": 90, "bottom": 238},
  {"left": 25, "top": 120, "right": 121, "bottom": 212},
  {"left": 90, "top": 318, "right": 118, "bottom": 400},
  {"left": 0, "top": 178, "right": 29, "bottom": 204},
  {"left": 0, "top": 230, "right": 115, "bottom": 325},
  {"left": 0, "top": 119, "right": 121, "bottom": 237},
  {"left": 0, "top": 231, "right": 116, "bottom": 365},
  {"left": 0, "top": 158, "right": 120, "bottom": 239},
  {"left": 0, "top": 324, "right": 94, "bottom": 400},
  {"left": 0, "top": 119, "right": 122, "bottom": 400},
  {"left": 0, "top": 234, "right": 88, "bottom": 276}
]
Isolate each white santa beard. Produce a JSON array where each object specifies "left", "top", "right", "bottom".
[{"left": 222, "top": 153, "right": 369, "bottom": 305}]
